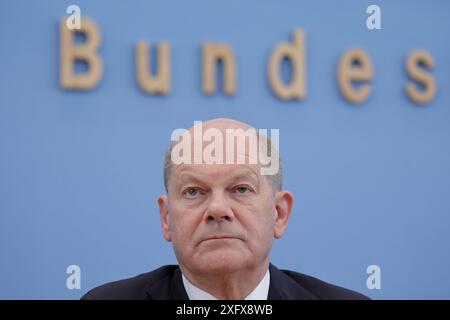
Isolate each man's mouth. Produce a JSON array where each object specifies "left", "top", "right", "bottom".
[
  {"left": 205, "top": 235, "right": 237, "bottom": 241},
  {"left": 198, "top": 234, "right": 242, "bottom": 245}
]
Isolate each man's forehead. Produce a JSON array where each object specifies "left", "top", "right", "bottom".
[{"left": 173, "top": 164, "right": 261, "bottom": 182}]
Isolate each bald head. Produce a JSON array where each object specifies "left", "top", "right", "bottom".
[{"left": 163, "top": 118, "right": 283, "bottom": 192}]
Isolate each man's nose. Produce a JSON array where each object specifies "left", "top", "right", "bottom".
[{"left": 205, "top": 191, "right": 234, "bottom": 222}]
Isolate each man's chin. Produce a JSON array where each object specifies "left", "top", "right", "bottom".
[{"left": 191, "top": 250, "right": 251, "bottom": 274}]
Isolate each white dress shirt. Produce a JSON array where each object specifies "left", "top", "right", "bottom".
[{"left": 182, "top": 269, "right": 270, "bottom": 300}]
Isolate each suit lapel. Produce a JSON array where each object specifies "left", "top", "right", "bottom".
[
  {"left": 145, "top": 266, "right": 189, "bottom": 300},
  {"left": 170, "top": 267, "right": 190, "bottom": 299},
  {"left": 268, "top": 264, "right": 317, "bottom": 300}
]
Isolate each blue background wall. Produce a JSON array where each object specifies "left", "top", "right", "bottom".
[{"left": 1, "top": 0, "right": 449, "bottom": 299}]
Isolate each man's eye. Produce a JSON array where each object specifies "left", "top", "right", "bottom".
[
  {"left": 233, "top": 186, "right": 253, "bottom": 194},
  {"left": 183, "top": 187, "right": 200, "bottom": 198}
]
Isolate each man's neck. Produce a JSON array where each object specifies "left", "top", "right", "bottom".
[{"left": 180, "top": 261, "right": 270, "bottom": 300}]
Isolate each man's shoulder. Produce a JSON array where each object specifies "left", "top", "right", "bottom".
[
  {"left": 274, "top": 267, "right": 370, "bottom": 300},
  {"left": 81, "top": 265, "right": 178, "bottom": 300}
]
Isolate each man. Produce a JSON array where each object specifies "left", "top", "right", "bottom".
[{"left": 82, "top": 118, "right": 368, "bottom": 300}]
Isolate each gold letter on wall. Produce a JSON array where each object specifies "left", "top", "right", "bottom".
[
  {"left": 337, "top": 48, "right": 373, "bottom": 104},
  {"left": 60, "top": 18, "right": 103, "bottom": 90},
  {"left": 268, "top": 29, "right": 306, "bottom": 100},
  {"left": 406, "top": 50, "right": 436, "bottom": 105},
  {"left": 202, "top": 43, "right": 236, "bottom": 96},
  {"left": 136, "top": 41, "right": 171, "bottom": 95}
]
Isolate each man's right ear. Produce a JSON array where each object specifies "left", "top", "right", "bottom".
[{"left": 157, "top": 195, "right": 172, "bottom": 242}]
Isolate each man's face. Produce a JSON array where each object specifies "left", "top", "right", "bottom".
[{"left": 158, "top": 163, "right": 282, "bottom": 274}]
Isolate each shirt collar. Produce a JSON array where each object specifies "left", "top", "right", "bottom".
[{"left": 181, "top": 269, "right": 270, "bottom": 300}]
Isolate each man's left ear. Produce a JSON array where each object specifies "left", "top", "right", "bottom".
[{"left": 273, "top": 190, "right": 294, "bottom": 239}]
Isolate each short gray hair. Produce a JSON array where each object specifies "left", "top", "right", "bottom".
[{"left": 163, "top": 138, "right": 283, "bottom": 193}]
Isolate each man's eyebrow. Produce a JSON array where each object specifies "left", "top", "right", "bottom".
[
  {"left": 174, "top": 172, "right": 205, "bottom": 186},
  {"left": 228, "top": 171, "right": 259, "bottom": 185}
]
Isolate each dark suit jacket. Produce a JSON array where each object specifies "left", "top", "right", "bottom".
[{"left": 81, "top": 264, "right": 369, "bottom": 300}]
